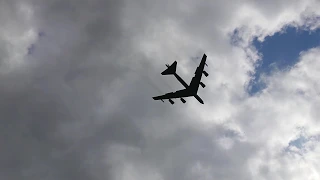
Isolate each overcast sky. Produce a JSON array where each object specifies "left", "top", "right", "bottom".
[{"left": 1, "top": 0, "right": 320, "bottom": 179}]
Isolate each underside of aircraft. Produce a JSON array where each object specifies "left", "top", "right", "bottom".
[{"left": 152, "top": 54, "right": 208, "bottom": 104}]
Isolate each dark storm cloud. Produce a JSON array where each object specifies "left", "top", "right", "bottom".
[
  {"left": 0, "top": 0, "right": 253, "bottom": 179},
  {"left": 1, "top": 0, "right": 202, "bottom": 179},
  {"left": 0, "top": 0, "right": 135, "bottom": 179},
  {"left": 4, "top": 0, "right": 318, "bottom": 179}
]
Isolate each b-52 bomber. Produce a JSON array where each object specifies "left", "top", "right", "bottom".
[{"left": 152, "top": 54, "right": 208, "bottom": 104}]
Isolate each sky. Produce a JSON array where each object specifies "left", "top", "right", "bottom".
[
  {"left": 1, "top": 0, "right": 320, "bottom": 180},
  {"left": 249, "top": 26, "right": 320, "bottom": 94}
]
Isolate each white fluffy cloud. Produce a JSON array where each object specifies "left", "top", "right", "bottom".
[{"left": 1, "top": 0, "right": 320, "bottom": 180}]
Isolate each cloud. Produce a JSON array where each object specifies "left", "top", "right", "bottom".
[
  {"left": 1, "top": 0, "right": 320, "bottom": 180},
  {"left": 236, "top": 47, "right": 320, "bottom": 180},
  {"left": 0, "top": 0, "right": 37, "bottom": 71}
]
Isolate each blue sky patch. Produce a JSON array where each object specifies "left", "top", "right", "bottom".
[
  {"left": 285, "top": 133, "right": 320, "bottom": 155},
  {"left": 288, "top": 135, "right": 308, "bottom": 149},
  {"left": 248, "top": 26, "right": 320, "bottom": 95}
]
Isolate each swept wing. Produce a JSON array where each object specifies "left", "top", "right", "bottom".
[
  {"left": 189, "top": 54, "right": 207, "bottom": 92},
  {"left": 152, "top": 89, "right": 193, "bottom": 100}
]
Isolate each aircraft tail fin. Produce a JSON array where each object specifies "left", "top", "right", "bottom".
[{"left": 161, "top": 61, "right": 177, "bottom": 75}]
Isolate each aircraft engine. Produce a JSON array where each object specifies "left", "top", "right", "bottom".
[
  {"left": 200, "top": 82, "right": 206, "bottom": 88},
  {"left": 203, "top": 71, "right": 209, "bottom": 77},
  {"left": 169, "top": 99, "right": 174, "bottom": 104},
  {"left": 180, "top": 98, "right": 186, "bottom": 103}
]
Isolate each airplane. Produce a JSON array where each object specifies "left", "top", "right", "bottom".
[{"left": 152, "top": 53, "right": 208, "bottom": 104}]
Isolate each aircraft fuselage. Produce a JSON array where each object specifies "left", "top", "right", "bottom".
[
  {"left": 153, "top": 53, "right": 207, "bottom": 104},
  {"left": 172, "top": 72, "right": 204, "bottom": 104},
  {"left": 173, "top": 73, "right": 188, "bottom": 88}
]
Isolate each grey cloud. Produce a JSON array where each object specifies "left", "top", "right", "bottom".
[
  {"left": 0, "top": 0, "right": 253, "bottom": 179},
  {"left": 0, "top": 0, "right": 131, "bottom": 179},
  {"left": 3, "top": 0, "right": 318, "bottom": 179},
  {"left": 105, "top": 123, "right": 257, "bottom": 180},
  {"left": 0, "top": 0, "right": 194, "bottom": 179}
]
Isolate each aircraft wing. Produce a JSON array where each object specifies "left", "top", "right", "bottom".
[
  {"left": 152, "top": 89, "right": 193, "bottom": 100},
  {"left": 189, "top": 54, "right": 207, "bottom": 91}
]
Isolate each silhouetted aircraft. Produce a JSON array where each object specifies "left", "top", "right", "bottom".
[{"left": 152, "top": 54, "right": 208, "bottom": 104}]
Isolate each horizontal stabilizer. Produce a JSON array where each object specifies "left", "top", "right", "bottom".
[{"left": 161, "top": 61, "right": 177, "bottom": 75}]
